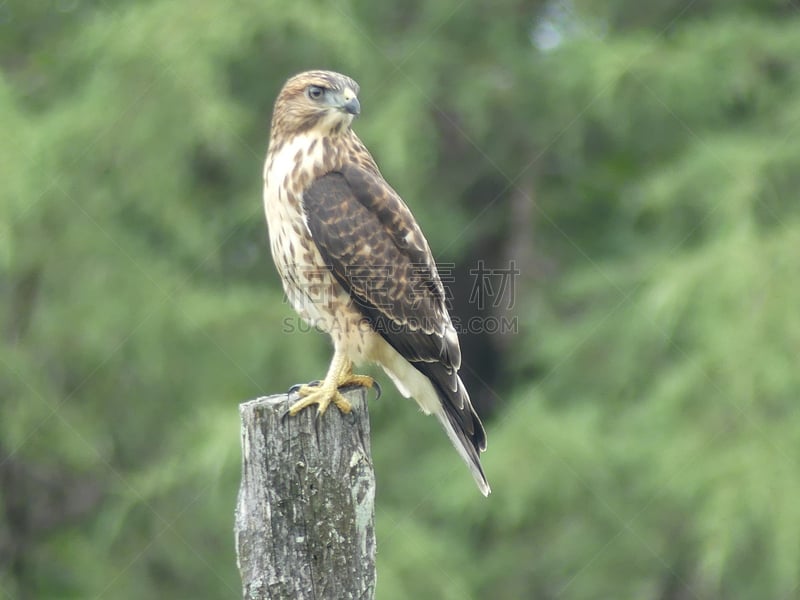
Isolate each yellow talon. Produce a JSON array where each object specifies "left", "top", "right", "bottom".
[
  {"left": 287, "top": 351, "right": 378, "bottom": 416},
  {"left": 289, "top": 384, "right": 352, "bottom": 416},
  {"left": 338, "top": 374, "right": 376, "bottom": 390}
]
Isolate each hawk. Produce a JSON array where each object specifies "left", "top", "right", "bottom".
[{"left": 262, "top": 70, "right": 490, "bottom": 496}]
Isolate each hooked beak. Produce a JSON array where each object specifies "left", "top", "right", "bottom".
[
  {"left": 340, "top": 88, "right": 360, "bottom": 116},
  {"left": 342, "top": 97, "right": 361, "bottom": 115}
]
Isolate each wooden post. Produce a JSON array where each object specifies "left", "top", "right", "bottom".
[{"left": 234, "top": 387, "right": 376, "bottom": 600}]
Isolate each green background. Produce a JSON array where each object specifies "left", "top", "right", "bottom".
[{"left": 2, "top": 0, "right": 800, "bottom": 598}]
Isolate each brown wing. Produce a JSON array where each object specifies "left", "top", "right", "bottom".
[{"left": 303, "top": 165, "right": 486, "bottom": 453}]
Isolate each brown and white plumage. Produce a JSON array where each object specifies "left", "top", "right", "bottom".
[{"left": 263, "top": 70, "right": 490, "bottom": 496}]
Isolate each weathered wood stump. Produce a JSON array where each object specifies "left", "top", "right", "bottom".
[{"left": 234, "top": 387, "right": 376, "bottom": 600}]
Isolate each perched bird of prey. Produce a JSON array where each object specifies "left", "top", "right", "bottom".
[{"left": 262, "top": 70, "right": 490, "bottom": 496}]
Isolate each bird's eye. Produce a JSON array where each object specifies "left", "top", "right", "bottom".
[{"left": 307, "top": 85, "right": 325, "bottom": 100}]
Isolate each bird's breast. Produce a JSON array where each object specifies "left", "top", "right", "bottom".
[
  {"left": 262, "top": 134, "right": 344, "bottom": 326},
  {"left": 263, "top": 133, "right": 324, "bottom": 270}
]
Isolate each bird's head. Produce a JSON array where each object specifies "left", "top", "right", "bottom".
[{"left": 271, "top": 70, "right": 361, "bottom": 137}]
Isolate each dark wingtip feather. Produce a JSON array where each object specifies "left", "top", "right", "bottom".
[{"left": 430, "top": 372, "right": 490, "bottom": 495}]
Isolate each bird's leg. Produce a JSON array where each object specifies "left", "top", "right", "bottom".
[
  {"left": 288, "top": 351, "right": 382, "bottom": 415},
  {"left": 288, "top": 350, "right": 355, "bottom": 416}
]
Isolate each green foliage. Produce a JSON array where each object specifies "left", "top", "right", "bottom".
[{"left": 2, "top": 1, "right": 799, "bottom": 598}]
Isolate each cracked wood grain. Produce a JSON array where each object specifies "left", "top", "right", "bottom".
[{"left": 235, "top": 387, "right": 376, "bottom": 600}]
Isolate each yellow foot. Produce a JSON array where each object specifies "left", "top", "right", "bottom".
[
  {"left": 339, "top": 374, "right": 375, "bottom": 389},
  {"left": 338, "top": 373, "right": 382, "bottom": 400},
  {"left": 288, "top": 384, "right": 352, "bottom": 416}
]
